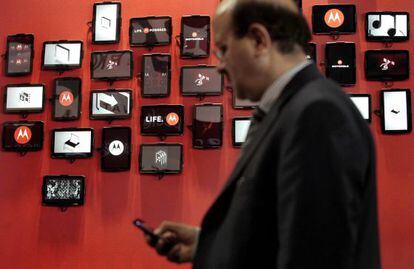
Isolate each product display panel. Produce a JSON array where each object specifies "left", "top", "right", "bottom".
[
  {"left": 141, "top": 105, "right": 184, "bottom": 136},
  {"left": 2, "top": 121, "right": 43, "bottom": 152},
  {"left": 130, "top": 16, "right": 172, "bottom": 46},
  {"left": 53, "top": 78, "right": 81, "bottom": 121},
  {"left": 181, "top": 15, "right": 210, "bottom": 58},
  {"left": 139, "top": 143, "right": 183, "bottom": 174},
  {"left": 380, "top": 89, "right": 412, "bottom": 134},
  {"left": 42, "top": 175, "right": 85, "bottom": 206},
  {"left": 6, "top": 34, "right": 34, "bottom": 76},
  {"left": 312, "top": 5, "right": 356, "bottom": 34},
  {"left": 101, "top": 127, "right": 131, "bottom": 171},
  {"left": 141, "top": 54, "right": 171, "bottom": 97},
  {"left": 192, "top": 104, "right": 223, "bottom": 149},
  {"left": 90, "top": 89, "right": 132, "bottom": 120},
  {"left": 93, "top": 2, "right": 121, "bottom": 43},
  {"left": 51, "top": 128, "right": 94, "bottom": 159}
]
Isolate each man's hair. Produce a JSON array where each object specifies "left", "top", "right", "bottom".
[{"left": 231, "top": 1, "right": 311, "bottom": 53}]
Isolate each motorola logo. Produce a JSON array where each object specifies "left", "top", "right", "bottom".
[
  {"left": 332, "top": 59, "right": 350, "bottom": 68},
  {"left": 59, "top": 90, "right": 74, "bottom": 107},
  {"left": 109, "top": 140, "right": 124, "bottom": 156},
  {"left": 166, "top": 113, "right": 179, "bottom": 126},
  {"left": 14, "top": 126, "right": 32, "bottom": 144},
  {"left": 324, "top": 9, "right": 344, "bottom": 28}
]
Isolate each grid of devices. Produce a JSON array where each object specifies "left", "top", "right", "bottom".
[
  {"left": 139, "top": 143, "right": 183, "bottom": 174},
  {"left": 42, "top": 175, "right": 85, "bottom": 206}
]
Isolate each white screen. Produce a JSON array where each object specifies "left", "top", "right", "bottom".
[
  {"left": 53, "top": 130, "right": 92, "bottom": 154},
  {"left": 6, "top": 86, "right": 43, "bottom": 111},
  {"left": 91, "top": 91, "right": 131, "bottom": 116},
  {"left": 350, "top": 96, "right": 370, "bottom": 120},
  {"left": 367, "top": 14, "right": 408, "bottom": 37},
  {"left": 44, "top": 43, "right": 82, "bottom": 65},
  {"left": 383, "top": 91, "right": 408, "bottom": 131},
  {"left": 235, "top": 119, "right": 251, "bottom": 143},
  {"left": 94, "top": 4, "right": 118, "bottom": 42}
]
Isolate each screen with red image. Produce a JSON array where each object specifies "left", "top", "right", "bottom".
[
  {"left": 6, "top": 34, "right": 34, "bottom": 76},
  {"left": 2, "top": 121, "right": 44, "bottom": 151},
  {"left": 365, "top": 50, "right": 409, "bottom": 81},
  {"left": 192, "top": 104, "right": 223, "bottom": 148},
  {"left": 53, "top": 78, "right": 81, "bottom": 121},
  {"left": 181, "top": 15, "right": 210, "bottom": 58},
  {"left": 141, "top": 105, "right": 184, "bottom": 135},
  {"left": 312, "top": 5, "right": 356, "bottom": 34}
]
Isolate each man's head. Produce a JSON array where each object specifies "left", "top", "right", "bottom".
[{"left": 214, "top": 0, "right": 311, "bottom": 101}]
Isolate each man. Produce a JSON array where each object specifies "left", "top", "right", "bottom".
[{"left": 144, "top": 0, "right": 381, "bottom": 268}]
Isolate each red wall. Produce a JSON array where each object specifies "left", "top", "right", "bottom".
[{"left": 0, "top": 0, "right": 413, "bottom": 268}]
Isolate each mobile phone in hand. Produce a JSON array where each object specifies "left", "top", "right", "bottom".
[{"left": 133, "top": 218, "right": 160, "bottom": 245}]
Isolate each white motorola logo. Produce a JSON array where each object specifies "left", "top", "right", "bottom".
[
  {"left": 109, "top": 140, "right": 124, "bottom": 156},
  {"left": 328, "top": 12, "right": 342, "bottom": 23},
  {"left": 16, "top": 129, "right": 29, "bottom": 139},
  {"left": 155, "top": 150, "right": 167, "bottom": 166},
  {"left": 195, "top": 73, "right": 210, "bottom": 86},
  {"left": 380, "top": 58, "right": 395, "bottom": 71}
]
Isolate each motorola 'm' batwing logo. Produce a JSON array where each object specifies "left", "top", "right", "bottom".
[
  {"left": 59, "top": 90, "right": 74, "bottom": 107},
  {"left": 166, "top": 113, "right": 179, "bottom": 126},
  {"left": 324, "top": 9, "right": 344, "bottom": 28},
  {"left": 14, "top": 126, "right": 32, "bottom": 144},
  {"left": 109, "top": 140, "right": 124, "bottom": 156}
]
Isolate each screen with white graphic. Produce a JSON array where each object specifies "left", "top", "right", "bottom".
[
  {"left": 193, "top": 104, "right": 223, "bottom": 148},
  {"left": 2, "top": 121, "right": 43, "bottom": 151},
  {"left": 181, "top": 66, "right": 223, "bottom": 96},
  {"left": 366, "top": 12, "right": 409, "bottom": 42},
  {"left": 53, "top": 78, "right": 81, "bottom": 121},
  {"left": 90, "top": 89, "right": 131, "bottom": 119},
  {"left": 91, "top": 51, "right": 133, "bottom": 80},
  {"left": 233, "top": 92, "right": 259, "bottom": 109},
  {"left": 5, "top": 84, "right": 44, "bottom": 113},
  {"left": 6, "top": 34, "right": 34, "bottom": 76},
  {"left": 42, "top": 175, "right": 85, "bottom": 206},
  {"left": 141, "top": 105, "right": 184, "bottom": 135},
  {"left": 93, "top": 2, "right": 121, "bottom": 43},
  {"left": 52, "top": 128, "right": 93, "bottom": 158},
  {"left": 232, "top": 118, "right": 252, "bottom": 147},
  {"left": 140, "top": 144, "right": 183, "bottom": 174},
  {"left": 101, "top": 127, "right": 131, "bottom": 171},
  {"left": 325, "top": 42, "right": 356, "bottom": 86},
  {"left": 130, "top": 16, "right": 172, "bottom": 46},
  {"left": 349, "top": 94, "right": 371, "bottom": 122},
  {"left": 181, "top": 15, "right": 210, "bottom": 58},
  {"left": 42, "top": 41, "right": 82, "bottom": 69},
  {"left": 141, "top": 54, "right": 170, "bottom": 97},
  {"left": 365, "top": 50, "right": 409, "bottom": 81},
  {"left": 312, "top": 5, "right": 356, "bottom": 34},
  {"left": 381, "top": 90, "right": 411, "bottom": 134}
]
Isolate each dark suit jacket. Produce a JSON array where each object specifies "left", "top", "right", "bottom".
[{"left": 193, "top": 64, "right": 381, "bottom": 269}]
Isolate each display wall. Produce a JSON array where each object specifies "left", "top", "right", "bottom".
[{"left": 0, "top": 0, "right": 414, "bottom": 268}]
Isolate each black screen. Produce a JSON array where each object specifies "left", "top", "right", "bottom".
[
  {"left": 306, "top": 43, "right": 317, "bottom": 62},
  {"left": 6, "top": 34, "right": 34, "bottom": 76},
  {"left": 90, "top": 89, "right": 132, "bottom": 120},
  {"left": 101, "top": 127, "right": 131, "bottom": 171},
  {"left": 366, "top": 12, "right": 409, "bottom": 42},
  {"left": 233, "top": 92, "right": 259, "bottom": 109},
  {"left": 42, "top": 175, "right": 85, "bottom": 206},
  {"left": 91, "top": 51, "right": 133, "bottom": 80},
  {"left": 181, "top": 16, "right": 210, "bottom": 58},
  {"left": 325, "top": 42, "right": 356, "bottom": 85},
  {"left": 53, "top": 78, "right": 81, "bottom": 121},
  {"left": 193, "top": 104, "right": 223, "bottom": 148},
  {"left": 2, "top": 121, "right": 43, "bottom": 151},
  {"left": 312, "top": 5, "right": 356, "bottom": 34},
  {"left": 141, "top": 105, "right": 184, "bottom": 135},
  {"left": 181, "top": 66, "right": 223, "bottom": 95},
  {"left": 130, "top": 17, "right": 172, "bottom": 46},
  {"left": 141, "top": 54, "right": 171, "bottom": 97},
  {"left": 140, "top": 144, "right": 183, "bottom": 174},
  {"left": 365, "top": 50, "right": 409, "bottom": 81}
]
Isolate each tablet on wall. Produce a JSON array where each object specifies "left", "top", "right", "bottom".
[
  {"left": 181, "top": 66, "right": 223, "bottom": 96},
  {"left": 2, "top": 121, "right": 44, "bottom": 152},
  {"left": 5, "top": 34, "right": 34, "bottom": 76},
  {"left": 180, "top": 15, "right": 210, "bottom": 58},
  {"left": 193, "top": 104, "right": 223, "bottom": 149},
  {"left": 130, "top": 16, "right": 172, "bottom": 46},
  {"left": 92, "top": 2, "right": 121, "bottom": 44},
  {"left": 53, "top": 78, "right": 81, "bottom": 121},
  {"left": 349, "top": 94, "right": 371, "bottom": 122},
  {"left": 90, "top": 89, "right": 132, "bottom": 120},
  {"left": 42, "top": 41, "right": 83, "bottom": 70},
  {"left": 232, "top": 117, "right": 252, "bottom": 147},
  {"left": 139, "top": 143, "right": 183, "bottom": 174},
  {"left": 325, "top": 42, "right": 356, "bottom": 86},
  {"left": 141, "top": 105, "right": 184, "bottom": 136},
  {"left": 101, "top": 127, "right": 131, "bottom": 172},
  {"left": 365, "top": 50, "right": 409, "bottom": 81},
  {"left": 91, "top": 50, "right": 133, "bottom": 80},
  {"left": 4, "top": 84, "right": 45, "bottom": 114},
  {"left": 51, "top": 128, "right": 94, "bottom": 159},
  {"left": 141, "top": 54, "right": 171, "bottom": 97},
  {"left": 380, "top": 89, "right": 412, "bottom": 134},
  {"left": 42, "top": 175, "right": 85, "bottom": 206},
  {"left": 312, "top": 5, "right": 356, "bottom": 34},
  {"left": 366, "top": 12, "right": 409, "bottom": 42}
]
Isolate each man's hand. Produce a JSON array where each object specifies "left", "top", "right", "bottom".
[{"left": 145, "top": 221, "right": 200, "bottom": 264}]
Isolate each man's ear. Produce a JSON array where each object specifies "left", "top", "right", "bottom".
[{"left": 246, "top": 23, "right": 272, "bottom": 55}]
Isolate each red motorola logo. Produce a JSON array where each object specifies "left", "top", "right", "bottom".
[
  {"left": 324, "top": 9, "right": 344, "bottom": 28},
  {"left": 14, "top": 126, "right": 32, "bottom": 144},
  {"left": 144, "top": 28, "right": 150, "bottom": 34},
  {"left": 192, "top": 32, "right": 198, "bottom": 38},
  {"left": 166, "top": 113, "right": 179, "bottom": 126},
  {"left": 59, "top": 90, "right": 74, "bottom": 107}
]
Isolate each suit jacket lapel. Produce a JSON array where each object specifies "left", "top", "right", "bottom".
[{"left": 201, "top": 64, "right": 323, "bottom": 230}]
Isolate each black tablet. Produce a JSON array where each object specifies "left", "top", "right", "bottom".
[
  {"left": 232, "top": 92, "right": 259, "bottom": 109},
  {"left": 349, "top": 94, "right": 371, "bottom": 122},
  {"left": 90, "top": 89, "right": 132, "bottom": 120},
  {"left": 312, "top": 5, "right": 356, "bottom": 34},
  {"left": 5, "top": 34, "right": 34, "bottom": 76},
  {"left": 306, "top": 43, "right": 317, "bottom": 62},
  {"left": 53, "top": 78, "right": 81, "bottom": 121},
  {"left": 141, "top": 54, "right": 171, "bottom": 97},
  {"left": 366, "top": 12, "right": 409, "bottom": 42},
  {"left": 325, "top": 42, "right": 356, "bottom": 86},
  {"left": 91, "top": 50, "right": 133, "bottom": 80},
  {"left": 130, "top": 16, "right": 172, "bottom": 46},
  {"left": 51, "top": 128, "right": 94, "bottom": 159},
  {"left": 193, "top": 104, "right": 223, "bottom": 149},
  {"left": 365, "top": 50, "right": 409, "bottom": 81},
  {"left": 139, "top": 143, "right": 183, "bottom": 174},
  {"left": 141, "top": 105, "right": 184, "bottom": 136},
  {"left": 4, "top": 84, "right": 45, "bottom": 114},
  {"left": 181, "top": 66, "right": 223, "bottom": 96},
  {"left": 232, "top": 117, "right": 252, "bottom": 147},
  {"left": 101, "top": 127, "right": 131, "bottom": 172},
  {"left": 180, "top": 15, "right": 210, "bottom": 58},
  {"left": 42, "top": 175, "right": 85, "bottom": 206},
  {"left": 92, "top": 2, "right": 121, "bottom": 44},
  {"left": 42, "top": 41, "right": 83, "bottom": 70},
  {"left": 380, "top": 89, "right": 412, "bottom": 134},
  {"left": 2, "top": 121, "right": 43, "bottom": 152}
]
